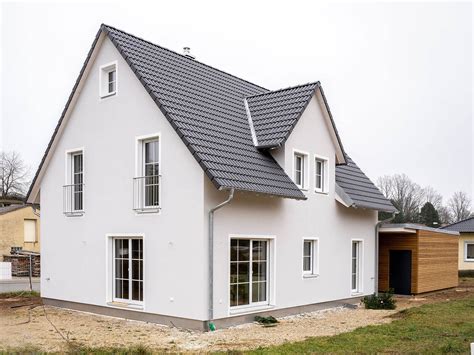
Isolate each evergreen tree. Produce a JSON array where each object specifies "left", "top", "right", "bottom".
[{"left": 419, "top": 202, "right": 441, "bottom": 227}]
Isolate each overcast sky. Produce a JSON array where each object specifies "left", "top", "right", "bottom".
[{"left": 0, "top": 1, "right": 472, "bottom": 202}]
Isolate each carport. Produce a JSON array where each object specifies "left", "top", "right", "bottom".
[{"left": 378, "top": 224, "right": 459, "bottom": 295}]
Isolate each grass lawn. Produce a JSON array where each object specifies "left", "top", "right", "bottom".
[
  {"left": 247, "top": 296, "right": 474, "bottom": 354},
  {"left": 0, "top": 290, "right": 40, "bottom": 298}
]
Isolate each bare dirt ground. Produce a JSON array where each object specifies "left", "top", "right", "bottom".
[{"left": 1, "top": 278, "right": 473, "bottom": 353}]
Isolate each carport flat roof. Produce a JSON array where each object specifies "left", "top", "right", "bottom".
[{"left": 380, "top": 223, "right": 459, "bottom": 236}]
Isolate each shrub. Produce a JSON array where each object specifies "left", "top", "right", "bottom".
[
  {"left": 362, "top": 290, "right": 396, "bottom": 310},
  {"left": 255, "top": 315, "right": 279, "bottom": 325}
]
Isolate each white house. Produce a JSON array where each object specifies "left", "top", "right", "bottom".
[{"left": 26, "top": 24, "right": 396, "bottom": 330}]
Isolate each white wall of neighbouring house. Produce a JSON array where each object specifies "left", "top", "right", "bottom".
[
  {"left": 207, "top": 94, "right": 377, "bottom": 320},
  {"left": 39, "top": 36, "right": 209, "bottom": 320}
]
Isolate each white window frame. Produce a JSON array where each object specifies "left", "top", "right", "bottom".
[
  {"left": 314, "top": 154, "right": 329, "bottom": 194},
  {"left": 99, "top": 61, "right": 118, "bottom": 99},
  {"left": 228, "top": 234, "right": 276, "bottom": 315},
  {"left": 23, "top": 219, "right": 37, "bottom": 243},
  {"left": 106, "top": 234, "right": 145, "bottom": 308},
  {"left": 302, "top": 237, "right": 319, "bottom": 278},
  {"left": 351, "top": 239, "right": 364, "bottom": 294},
  {"left": 464, "top": 241, "right": 474, "bottom": 262},
  {"left": 135, "top": 133, "right": 161, "bottom": 214},
  {"left": 293, "top": 149, "right": 309, "bottom": 190},
  {"left": 64, "top": 147, "right": 85, "bottom": 216}
]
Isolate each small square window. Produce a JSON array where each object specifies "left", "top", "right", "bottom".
[{"left": 100, "top": 62, "right": 117, "bottom": 98}]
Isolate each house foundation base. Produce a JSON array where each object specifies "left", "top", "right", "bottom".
[{"left": 43, "top": 296, "right": 364, "bottom": 332}]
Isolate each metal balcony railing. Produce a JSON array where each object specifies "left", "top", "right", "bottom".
[
  {"left": 63, "top": 183, "right": 84, "bottom": 216},
  {"left": 133, "top": 175, "right": 160, "bottom": 212}
]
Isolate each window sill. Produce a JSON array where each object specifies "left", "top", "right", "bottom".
[
  {"left": 464, "top": 259, "right": 474, "bottom": 262},
  {"left": 100, "top": 92, "right": 116, "bottom": 99},
  {"left": 303, "top": 273, "right": 319, "bottom": 279},
  {"left": 134, "top": 208, "right": 161, "bottom": 215},
  {"left": 64, "top": 212, "right": 84, "bottom": 217},
  {"left": 351, "top": 292, "right": 364, "bottom": 297},
  {"left": 107, "top": 301, "right": 143, "bottom": 311},
  {"left": 314, "top": 190, "right": 328, "bottom": 195},
  {"left": 229, "top": 304, "right": 274, "bottom": 316}
]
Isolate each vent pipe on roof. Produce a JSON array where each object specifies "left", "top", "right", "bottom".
[{"left": 183, "top": 47, "right": 195, "bottom": 60}]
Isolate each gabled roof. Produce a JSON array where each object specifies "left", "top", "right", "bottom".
[
  {"left": 246, "top": 82, "right": 318, "bottom": 148},
  {"left": 27, "top": 24, "right": 394, "bottom": 212},
  {"left": 442, "top": 216, "right": 474, "bottom": 233},
  {"left": 336, "top": 156, "right": 397, "bottom": 213},
  {"left": 245, "top": 82, "right": 346, "bottom": 160},
  {"left": 103, "top": 25, "right": 308, "bottom": 200}
]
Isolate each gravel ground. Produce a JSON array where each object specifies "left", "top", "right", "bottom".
[
  {"left": 0, "top": 304, "right": 396, "bottom": 352},
  {"left": 1, "top": 280, "right": 473, "bottom": 352}
]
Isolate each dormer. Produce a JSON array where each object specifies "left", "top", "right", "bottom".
[{"left": 244, "top": 83, "right": 396, "bottom": 213}]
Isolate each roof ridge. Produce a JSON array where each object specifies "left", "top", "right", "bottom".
[
  {"left": 100, "top": 24, "right": 268, "bottom": 92},
  {"left": 245, "top": 81, "right": 320, "bottom": 100}
]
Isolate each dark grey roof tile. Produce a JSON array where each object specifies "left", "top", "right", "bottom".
[
  {"left": 102, "top": 25, "right": 306, "bottom": 200},
  {"left": 336, "top": 156, "right": 397, "bottom": 213},
  {"left": 442, "top": 216, "right": 474, "bottom": 232},
  {"left": 246, "top": 83, "right": 319, "bottom": 147}
]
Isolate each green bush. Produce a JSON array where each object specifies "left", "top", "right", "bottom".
[
  {"left": 362, "top": 290, "right": 396, "bottom": 310},
  {"left": 255, "top": 315, "right": 279, "bottom": 325}
]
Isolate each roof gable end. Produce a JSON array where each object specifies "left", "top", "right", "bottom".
[{"left": 245, "top": 82, "right": 346, "bottom": 164}]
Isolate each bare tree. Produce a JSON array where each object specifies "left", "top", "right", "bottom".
[
  {"left": 377, "top": 174, "right": 425, "bottom": 223},
  {"left": 448, "top": 191, "right": 472, "bottom": 222},
  {"left": 423, "top": 186, "right": 443, "bottom": 210},
  {"left": 438, "top": 205, "right": 453, "bottom": 225},
  {"left": 0, "top": 151, "right": 30, "bottom": 198}
]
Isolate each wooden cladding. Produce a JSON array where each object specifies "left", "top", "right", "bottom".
[{"left": 379, "top": 229, "right": 458, "bottom": 294}]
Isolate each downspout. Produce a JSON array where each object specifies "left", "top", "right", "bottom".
[
  {"left": 208, "top": 188, "right": 234, "bottom": 330},
  {"left": 374, "top": 211, "right": 397, "bottom": 295}
]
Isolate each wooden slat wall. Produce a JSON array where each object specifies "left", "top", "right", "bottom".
[
  {"left": 378, "top": 233, "right": 418, "bottom": 293},
  {"left": 416, "top": 230, "right": 458, "bottom": 293}
]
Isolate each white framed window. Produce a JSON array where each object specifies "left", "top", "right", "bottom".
[
  {"left": 134, "top": 134, "right": 160, "bottom": 212},
  {"left": 112, "top": 238, "right": 143, "bottom": 304},
  {"left": 100, "top": 61, "right": 117, "bottom": 98},
  {"left": 293, "top": 150, "right": 309, "bottom": 190},
  {"left": 465, "top": 242, "right": 474, "bottom": 262},
  {"left": 230, "top": 238, "right": 269, "bottom": 308},
  {"left": 303, "top": 238, "right": 319, "bottom": 276},
  {"left": 23, "top": 219, "right": 37, "bottom": 243},
  {"left": 314, "top": 155, "right": 328, "bottom": 193},
  {"left": 351, "top": 240, "right": 363, "bottom": 293},
  {"left": 64, "top": 149, "right": 84, "bottom": 215}
]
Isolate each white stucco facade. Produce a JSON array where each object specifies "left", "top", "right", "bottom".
[
  {"left": 208, "top": 95, "right": 377, "bottom": 320},
  {"left": 36, "top": 36, "right": 378, "bottom": 326},
  {"left": 39, "top": 36, "right": 208, "bottom": 320}
]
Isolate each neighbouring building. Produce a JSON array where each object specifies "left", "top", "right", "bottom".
[
  {"left": 442, "top": 217, "right": 474, "bottom": 275},
  {"left": 378, "top": 224, "right": 459, "bottom": 295},
  {"left": 26, "top": 24, "right": 396, "bottom": 330},
  {"left": 0, "top": 205, "right": 40, "bottom": 259}
]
